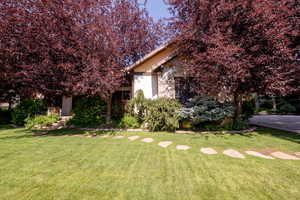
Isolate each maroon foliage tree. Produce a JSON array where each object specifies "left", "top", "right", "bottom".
[
  {"left": 0, "top": 0, "right": 163, "bottom": 118},
  {"left": 169, "top": 0, "right": 300, "bottom": 119}
]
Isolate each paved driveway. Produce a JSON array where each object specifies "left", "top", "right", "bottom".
[{"left": 249, "top": 115, "right": 300, "bottom": 134}]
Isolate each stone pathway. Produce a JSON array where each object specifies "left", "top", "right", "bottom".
[
  {"left": 176, "top": 145, "right": 190, "bottom": 150},
  {"left": 92, "top": 135, "right": 299, "bottom": 161},
  {"left": 200, "top": 148, "right": 218, "bottom": 155},
  {"left": 245, "top": 151, "right": 274, "bottom": 159},
  {"left": 113, "top": 135, "right": 125, "bottom": 139},
  {"left": 271, "top": 152, "right": 300, "bottom": 160},
  {"left": 158, "top": 141, "right": 173, "bottom": 148},
  {"left": 128, "top": 136, "right": 140, "bottom": 141},
  {"left": 141, "top": 138, "right": 154, "bottom": 143},
  {"left": 223, "top": 149, "right": 245, "bottom": 159}
]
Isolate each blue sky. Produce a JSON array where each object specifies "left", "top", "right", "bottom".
[{"left": 142, "top": 0, "right": 172, "bottom": 21}]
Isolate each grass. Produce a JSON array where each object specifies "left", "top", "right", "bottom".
[{"left": 0, "top": 126, "right": 299, "bottom": 200}]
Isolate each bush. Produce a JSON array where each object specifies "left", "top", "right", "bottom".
[
  {"left": 200, "top": 119, "right": 249, "bottom": 131},
  {"left": 242, "top": 98, "right": 255, "bottom": 120},
  {"left": 25, "top": 114, "right": 59, "bottom": 129},
  {"left": 126, "top": 90, "right": 148, "bottom": 123},
  {"left": 177, "top": 96, "right": 235, "bottom": 125},
  {"left": 144, "top": 98, "right": 182, "bottom": 132},
  {"left": 12, "top": 99, "right": 47, "bottom": 126},
  {"left": 67, "top": 97, "right": 106, "bottom": 127},
  {"left": 118, "top": 115, "right": 140, "bottom": 128},
  {"left": 277, "top": 103, "right": 296, "bottom": 114}
]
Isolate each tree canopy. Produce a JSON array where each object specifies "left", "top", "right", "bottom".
[
  {"left": 169, "top": 0, "right": 299, "bottom": 118},
  {"left": 0, "top": 0, "right": 163, "bottom": 102}
]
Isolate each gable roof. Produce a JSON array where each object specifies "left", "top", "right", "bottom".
[{"left": 125, "top": 42, "right": 176, "bottom": 72}]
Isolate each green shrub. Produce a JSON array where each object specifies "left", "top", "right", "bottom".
[
  {"left": 118, "top": 115, "right": 140, "bottom": 128},
  {"left": 144, "top": 98, "right": 182, "bottom": 132},
  {"left": 12, "top": 99, "right": 47, "bottom": 126},
  {"left": 67, "top": 97, "right": 106, "bottom": 127},
  {"left": 25, "top": 114, "right": 59, "bottom": 129},
  {"left": 277, "top": 103, "right": 296, "bottom": 114},
  {"left": 242, "top": 98, "right": 255, "bottom": 120},
  {"left": 200, "top": 119, "right": 249, "bottom": 131},
  {"left": 177, "top": 96, "right": 235, "bottom": 125},
  {"left": 126, "top": 90, "right": 148, "bottom": 123}
]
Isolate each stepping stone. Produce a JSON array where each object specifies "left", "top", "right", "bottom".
[
  {"left": 200, "top": 148, "right": 218, "bottom": 155},
  {"left": 100, "top": 135, "right": 110, "bottom": 138},
  {"left": 295, "top": 152, "right": 300, "bottom": 157},
  {"left": 128, "top": 136, "right": 140, "bottom": 141},
  {"left": 141, "top": 138, "right": 154, "bottom": 143},
  {"left": 113, "top": 135, "right": 125, "bottom": 139},
  {"left": 158, "top": 141, "right": 173, "bottom": 148},
  {"left": 245, "top": 151, "right": 274, "bottom": 159},
  {"left": 271, "top": 152, "right": 300, "bottom": 160},
  {"left": 176, "top": 145, "right": 190, "bottom": 150},
  {"left": 223, "top": 149, "right": 245, "bottom": 159}
]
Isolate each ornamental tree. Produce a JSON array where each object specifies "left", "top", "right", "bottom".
[
  {"left": 169, "top": 0, "right": 299, "bottom": 120},
  {"left": 0, "top": 0, "right": 163, "bottom": 109}
]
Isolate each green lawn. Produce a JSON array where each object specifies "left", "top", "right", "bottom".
[{"left": 0, "top": 126, "right": 299, "bottom": 200}]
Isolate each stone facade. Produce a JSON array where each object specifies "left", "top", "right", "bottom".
[{"left": 157, "top": 57, "right": 185, "bottom": 99}]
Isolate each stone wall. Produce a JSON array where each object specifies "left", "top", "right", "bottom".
[{"left": 157, "top": 57, "right": 185, "bottom": 98}]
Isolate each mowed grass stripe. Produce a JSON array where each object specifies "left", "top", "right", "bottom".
[{"left": 0, "top": 127, "right": 299, "bottom": 200}]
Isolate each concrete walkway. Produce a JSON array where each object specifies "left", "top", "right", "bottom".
[{"left": 249, "top": 115, "right": 300, "bottom": 134}]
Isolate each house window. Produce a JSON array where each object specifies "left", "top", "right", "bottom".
[{"left": 175, "top": 77, "right": 196, "bottom": 104}]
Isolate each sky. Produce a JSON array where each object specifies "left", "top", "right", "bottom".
[{"left": 143, "top": 0, "right": 172, "bottom": 21}]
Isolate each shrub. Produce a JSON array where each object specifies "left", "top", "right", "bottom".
[
  {"left": 25, "top": 114, "right": 59, "bottom": 129},
  {"left": 118, "top": 115, "right": 140, "bottom": 128},
  {"left": 242, "top": 98, "right": 255, "bottom": 120},
  {"left": 67, "top": 97, "right": 106, "bottom": 127},
  {"left": 12, "top": 99, "right": 47, "bottom": 126},
  {"left": 144, "top": 98, "right": 182, "bottom": 132},
  {"left": 177, "top": 96, "right": 235, "bottom": 125},
  {"left": 277, "top": 103, "right": 296, "bottom": 114},
  {"left": 126, "top": 90, "right": 148, "bottom": 123}
]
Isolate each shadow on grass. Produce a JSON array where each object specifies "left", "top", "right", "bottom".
[
  {"left": 0, "top": 125, "right": 17, "bottom": 130},
  {"left": 0, "top": 128, "right": 35, "bottom": 140},
  {"left": 0, "top": 126, "right": 120, "bottom": 140},
  {"left": 254, "top": 127, "right": 300, "bottom": 144},
  {"left": 40, "top": 128, "right": 119, "bottom": 137}
]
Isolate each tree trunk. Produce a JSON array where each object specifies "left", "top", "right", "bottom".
[
  {"left": 272, "top": 96, "right": 277, "bottom": 111},
  {"left": 233, "top": 94, "right": 243, "bottom": 121},
  {"left": 106, "top": 94, "right": 112, "bottom": 123},
  {"left": 8, "top": 99, "right": 13, "bottom": 111},
  {"left": 253, "top": 93, "right": 260, "bottom": 110}
]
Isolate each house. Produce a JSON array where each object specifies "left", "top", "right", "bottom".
[
  {"left": 60, "top": 42, "right": 194, "bottom": 116},
  {"left": 125, "top": 42, "right": 194, "bottom": 103}
]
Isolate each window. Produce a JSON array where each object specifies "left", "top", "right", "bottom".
[{"left": 175, "top": 77, "right": 196, "bottom": 104}]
